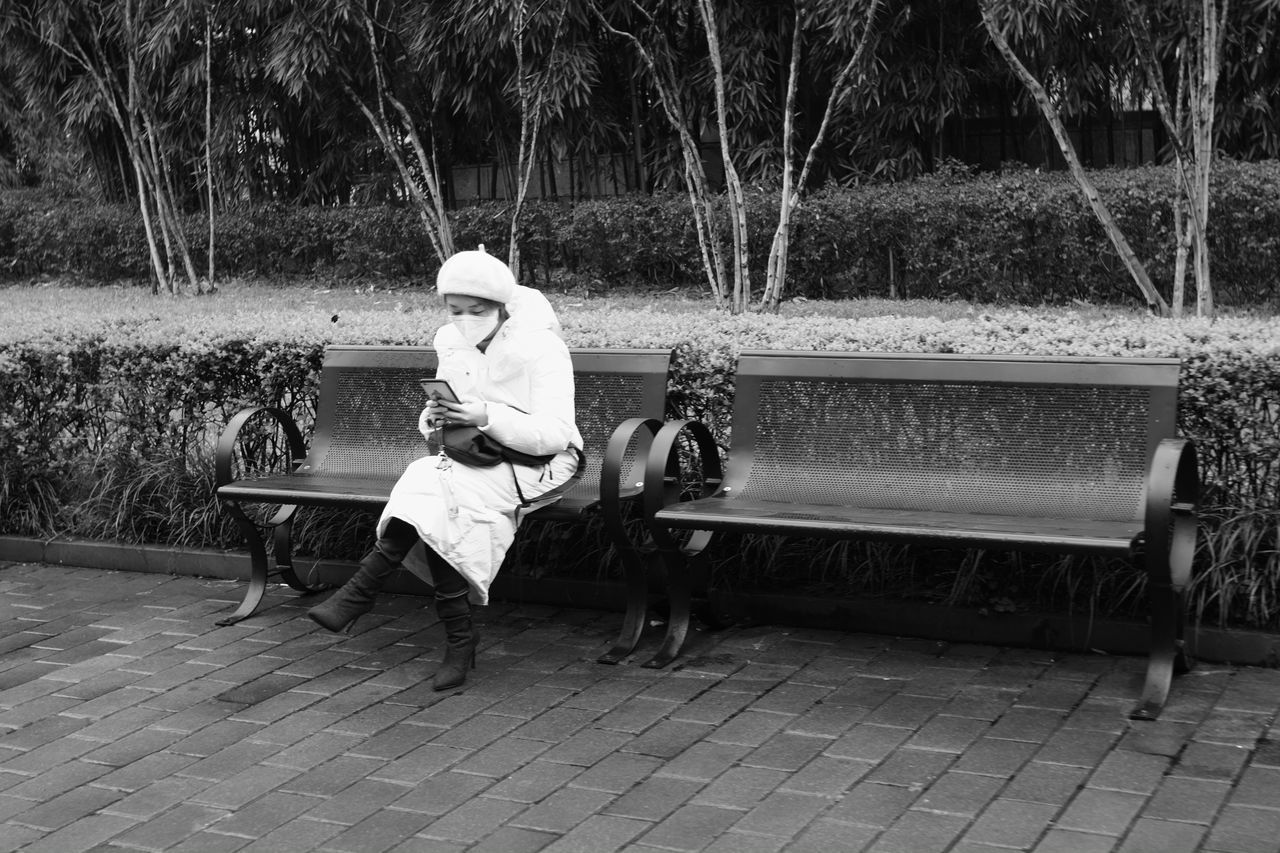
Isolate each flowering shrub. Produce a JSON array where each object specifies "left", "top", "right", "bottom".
[{"left": 2, "top": 291, "right": 1277, "bottom": 627}]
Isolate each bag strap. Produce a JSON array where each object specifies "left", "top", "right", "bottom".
[{"left": 511, "top": 446, "right": 587, "bottom": 510}]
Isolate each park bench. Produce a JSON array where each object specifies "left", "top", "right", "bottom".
[
  {"left": 643, "top": 350, "right": 1199, "bottom": 720},
  {"left": 215, "top": 344, "right": 675, "bottom": 666}
]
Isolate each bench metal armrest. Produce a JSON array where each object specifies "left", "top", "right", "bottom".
[
  {"left": 1132, "top": 437, "right": 1199, "bottom": 721},
  {"left": 215, "top": 406, "right": 308, "bottom": 490},
  {"left": 599, "top": 416, "right": 664, "bottom": 539},
  {"left": 1144, "top": 437, "right": 1200, "bottom": 592},
  {"left": 643, "top": 418, "right": 724, "bottom": 557}
]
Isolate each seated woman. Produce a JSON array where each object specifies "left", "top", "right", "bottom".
[{"left": 307, "top": 247, "right": 582, "bottom": 691}]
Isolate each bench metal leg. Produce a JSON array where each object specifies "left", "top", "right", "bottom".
[
  {"left": 216, "top": 501, "right": 272, "bottom": 626},
  {"left": 1131, "top": 581, "right": 1191, "bottom": 721},
  {"left": 217, "top": 502, "right": 326, "bottom": 626},
  {"left": 643, "top": 555, "right": 692, "bottom": 669},
  {"left": 597, "top": 546, "right": 652, "bottom": 665}
]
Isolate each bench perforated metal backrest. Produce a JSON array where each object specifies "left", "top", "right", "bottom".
[
  {"left": 728, "top": 351, "right": 1181, "bottom": 522},
  {"left": 303, "top": 345, "right": 670, "bottom": 503}
]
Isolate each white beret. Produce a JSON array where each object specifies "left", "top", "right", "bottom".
[{"left": 436, "top": 244, "right": 515, "bottom": 304}]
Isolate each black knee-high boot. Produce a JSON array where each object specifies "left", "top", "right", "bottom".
[
  {"left": 307, "top": 518, "right": 418, "bottom": 633},
  {"left": 433, "top": 588, "right": 478, "bottom": 690},
  {"left": 428, "top": 552, "right": 477, "bottom": 691}
]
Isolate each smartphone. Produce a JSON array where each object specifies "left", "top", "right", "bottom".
[{"left": 418, "top": 378, "right": 460, "bottom": 403}]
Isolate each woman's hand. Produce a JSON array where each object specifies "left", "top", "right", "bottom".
[{"left": 428, "top": 396, "right": 489, "bottom": 428}]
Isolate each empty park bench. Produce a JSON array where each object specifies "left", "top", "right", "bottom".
[
  {"left": 643, "top": 350, "right": 1199, "bottom": 720},
  {"left": 215, "top": 344, "right": 675, "bottom": 666}
]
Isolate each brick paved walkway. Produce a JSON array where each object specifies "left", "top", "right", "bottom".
[{"left": 2, "top": 562, "right": 1279, "bottom": 853}]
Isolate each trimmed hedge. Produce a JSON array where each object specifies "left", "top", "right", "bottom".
[
  {"left": 4, "top": 160, "right": 1279, "bottom": 307},
  {"left": 2, "top": 293, "right": 1278, "bottom": 629}
]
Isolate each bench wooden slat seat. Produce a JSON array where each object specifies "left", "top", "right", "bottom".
[
  {"left": 644, "top": 350, "right": 1199, "bottom": 720},
  {"left": 216, "top": 344, "right": 675, "bottom": 666}
]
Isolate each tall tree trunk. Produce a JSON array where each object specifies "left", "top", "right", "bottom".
[
  {"left": 698, "top": 0, "right": 750, "bottom": 313},
  {"left": 763, "top": 0, "right": 880, "bottom": 310},
  {"left": 592, "top": 4, "right": 730, "bottom": 308},
  {"left": 204, "top": 7, "right": 215, "bottom": 294},
  {"left": 981, "top": 2, "right": 1170, "bottom": 316}
]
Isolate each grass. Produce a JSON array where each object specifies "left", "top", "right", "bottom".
[{"left": 1, "top": 273, "right": 1162, "bottom": 324}]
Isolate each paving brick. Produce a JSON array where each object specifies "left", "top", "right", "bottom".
[
  {"left": 430, "top": 712, "right": 524, "bottom": 750},
  {"left": 607, "top": 776, "right": 707, "bottom": 821},
  {"left": 703, "top": 829, "right": 789, "bottom": 853},
  {"left": 869, "top": 810, "right": 968, "bottom": 853},
  {"left": 986, "top": 705, "right": 1068, "bottom": 743},
  {"left": 594, "top": 697, "right": 675, "bottom": 734},
  {"left": 961, "top": 797, "right": 1057, "bottom": 847},
  {"left": 189, "top": 763, "right": 301, "bottom": 810},
  {"left": 1036, "top": 727, "right": 1121, "bottom": 767},
  {"left": 786, "top": 817, "right": 879, "bottom": 853},
  {"left": 741, "top": 731, "right": 830, "bottom": 772},
  {"left": 748, "top": 682, "right": 832, "bottom": 716},
  {"left": 729, "top": 790, "right": 830, "bottom": 839},
  {"left": 669, "top": 688, "right": 757, "bottom": 725},
  {"left": 370, "top": 742, "right": 472, "bottom": 786},
  {"left": 693, "top": 765, "right": 790, "bottom": 811},
  {"left": 102, "top": 774, "right": 218, "bottom": 820},
  {"left": 911, "top": 770, "right": 1004, "bottom": 817},
  {"left": 235, "top": 816, "right": 345, "bottom": 852},
  {"left": 654, "top": 740, "right": 751, "bottom": 783},
  {"left": 1174, "top": 740, "right": 1252, "bottom": 781},
  {"left": 387, "top": 770, "right": 493, "bottom": 817},
  {"left": 81, "top": 725, "right": 188, "bottom": 767},
  {"left": 785, "top": 701, "right": 867, "bottom": 738},
  {"left": 510, "top": 707, "right": 601, "bottom": 743},
  {"left": 301, "top": 778, "right": 411, "bottom": 826},
  {"left": 538, "top": 814, "right": 650, "bottom": 853},
  {"left": 468, "top": 825, "right": 559, "bottom": 853},
  {"left": 109, "top": 802, "right": 230, "bottom": 850},
  {"left": 1089, "top": 750, "right": 1172, "bottom": 794},
  {"left": 865, "top": 746, "right": 955, "bottom": 788},
  {"left": 862, "top": 693, "right": 949, "bottom": 728},
  {"left": 1143, "top": 774, "right": 1230, "bottom": 824},
  {"left": 1003, "top": 760, "right": 1091, "bottom": 805},
  {"left": 201, "top": 791, "right": 320, "bottom": 840},
  {"left": 1117, "top": 817, "right": 1206, "bottom": 853},
  {"left": 1033, "top": 827, "right": 1118, "bottom": 852},
  {"left": 319, "top": 807, "right": 437, "bottom": 853},
  {"left": 1227, "top": 765, "right": 1280, "bottom": 809},
  {"left": 1, "top": 758, "right": 112, "bottom": 802},
  {"left": 569, "top": 752, "right": 662, "bottom": 794},
  {"left": 780, "top": 755, "right": 875, "bottom": 797},
  {"left": 322, "top": 702, "right": 419, "bottom": 737},
  {"left": 509, "top": 785, "right": 616, "bottom": 834},
  {"left": 166, "top": 717, "right": 263, "bottom": 758},
  {"left": 483, "top": 760, "right": 582, "bottom": 804},
  {"left": 419, "top": 796, "right": 527, "bottom": 844},
  {"left": 1057, "top": 787, "right": 1146, "bottom": 835},
  {"left": 635, "top": 803, "right": 743, "bottom": 852},
  {"left": 8, "top": 813, "right": 138, "bottom": 853},
  {"left": 89, "top": 751, "right": 200, "bottom": 795},
  {"left": 8, "top": 783, "right": 124, "bottom": 831},
  {"left": 280, "top": 754, "right": 384, "bottom": 798},
  {"left": 539, "top": 726, "right": 631, "bottom": 767},
  {"left": 905, "top": 714, "right": 991, "bottom": 754},
  {"left": 1197, "top": 709, "right": 1272, "bottom": 746},
  {"left": 621, "top": 720, "right": 716, "bottom": 759},
  {"left": 707, "top": 709, "right": 793, "bottom": 747},
  {"left": 824, "top": 782, "right": 918, "bottom": 828},
  {"left": 825, "top": 724, "right": 913, "bottom": 762}
]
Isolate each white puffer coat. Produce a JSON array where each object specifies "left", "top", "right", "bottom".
[{"left": 377, "top": 286, "right": 582, "bottom": 604}]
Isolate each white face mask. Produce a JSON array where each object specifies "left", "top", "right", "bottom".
[{"left": 452, "top": 313, "right": 500, "bottom": 345}]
